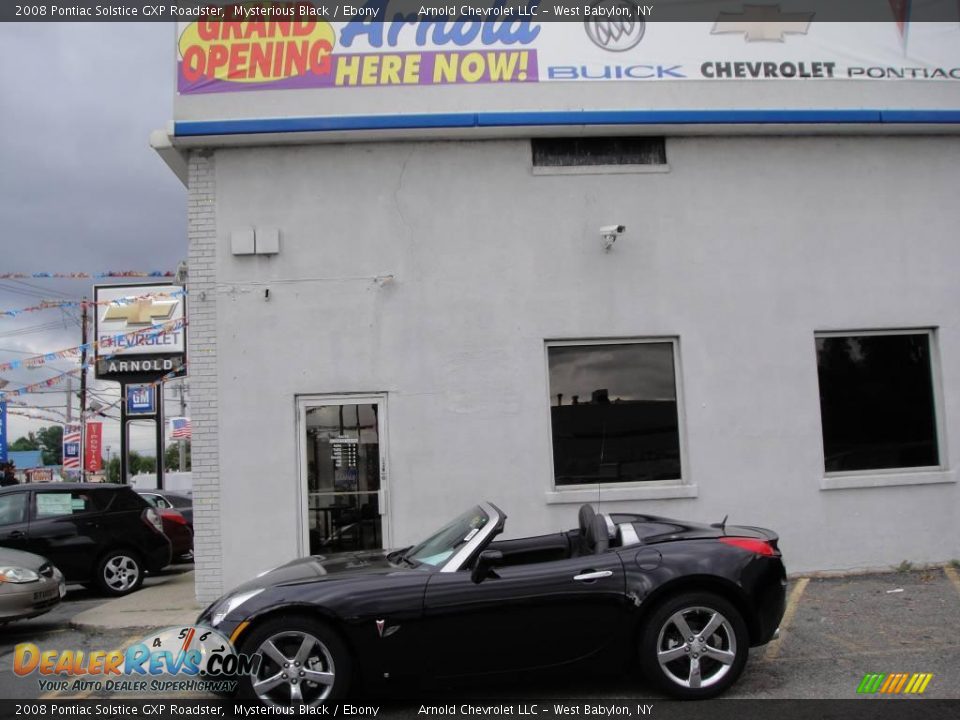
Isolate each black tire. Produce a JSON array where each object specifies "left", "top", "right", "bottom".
[
  {"left": 639, "top": 591, "right": 749, "bottom": 699},
  {"left": 237, "top": 615, "right": 351, "bottom": 706},
  {"left": 94, "top": 549, "right": 145, "bottom": 597}
]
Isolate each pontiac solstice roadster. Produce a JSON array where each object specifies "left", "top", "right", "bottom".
[{"left": 198, "top": 502, "right": 786, "bottom": 705}]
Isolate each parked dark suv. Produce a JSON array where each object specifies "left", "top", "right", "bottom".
[{"left": 0, "top": 483, "right": 171, "bottom": 596}]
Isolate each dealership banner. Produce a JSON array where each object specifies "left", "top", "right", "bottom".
[
  {"left": 176, "top": 8, "right": 960, "bottom": 95},
  {"left": 62, "top": 424, "right": 81, "bottom": 474},
  {"left": 84, "top": 421, "right": 103, "bottom": 472}
]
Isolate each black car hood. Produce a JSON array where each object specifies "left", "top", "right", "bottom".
[{"left": 236, "top": 549, "right": 410, "bottom": 592}]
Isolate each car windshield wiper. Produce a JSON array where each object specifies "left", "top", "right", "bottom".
[{"left": 388, "top": 546, "right": 415, "bottom": 565}]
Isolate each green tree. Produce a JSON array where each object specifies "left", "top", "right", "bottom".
[
  {"left": 107, "top": 456, "right": 121, "bottom": 483},
  {"left": 10, "top": 432, "right": 40, "bottom": 451},
  {"left": 164, "top": 442, "right": 191, "bottom": 471},
  {"left": 36, "top": 426, "right": 63, "bottom": 466},
  {"left": 105, "top": 452, "right": 157, "bottom": 483},
  {"left": 135, "top": 454, "right": 157, "bottom": 474}
]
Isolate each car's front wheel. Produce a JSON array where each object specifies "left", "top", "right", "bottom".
[
  {"left": 95, "top": 549, "right": 144, "bottom": 596},
  {"left": 237, "top": 615, "right": 351, "bottom": 707},
  {"left": 639, "top": 591, "right": 749, "bottom": 699}
]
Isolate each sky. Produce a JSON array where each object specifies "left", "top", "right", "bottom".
[{"left": 0, "top": 23, "right": 187, "bottom": 463}]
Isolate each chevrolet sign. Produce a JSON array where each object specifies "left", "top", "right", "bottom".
[{"left": 94, "top": 283, "right": 186, "bottom": 381}]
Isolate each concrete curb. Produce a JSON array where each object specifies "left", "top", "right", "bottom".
[{"left": 787, "top": 561, "right": 957, "bottom": 581}]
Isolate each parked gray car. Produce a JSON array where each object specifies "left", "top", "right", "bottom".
[{"left": 0, "top": 547, "right": 65, "bottom": 623}]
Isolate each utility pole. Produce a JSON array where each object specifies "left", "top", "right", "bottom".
[
  {"left": 79, "top": 298, "right": 89, "bottom": 481},
  {"left": 65, "top": 377, "right": 73, "bottom": 423},
  {"left": 177, "top": 382, "right": 187, "bottom": 471}
]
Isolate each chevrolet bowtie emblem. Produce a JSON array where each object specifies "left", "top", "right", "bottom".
[
  {"left": 712, "top": 4, "right": 814, "bottom": 42},
  {"left": 103, "top": 298, "right": 177, "bottom": 326}
]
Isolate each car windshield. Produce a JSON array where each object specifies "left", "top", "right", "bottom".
[{"left": 403, "top": 505, "right": 490, "bottom": 568}]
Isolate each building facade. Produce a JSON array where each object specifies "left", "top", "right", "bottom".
[{"left": 156, "top": 16, "right": 960, "bottom": 602}]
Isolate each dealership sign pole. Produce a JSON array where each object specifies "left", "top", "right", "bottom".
[{"left": 94, "top": 283, "right": 186, "bottom": 488}]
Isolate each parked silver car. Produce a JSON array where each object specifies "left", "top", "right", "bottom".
[{"left": 0, "top": 548, "right": 65, "bottom": 623}]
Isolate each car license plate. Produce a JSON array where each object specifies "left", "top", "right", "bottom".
[{"left": 34, "top": 588, "right": 58, "bottom": 602}]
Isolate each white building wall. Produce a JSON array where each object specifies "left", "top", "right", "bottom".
[
  {"left": 190, "top": 135, "right": 960, "bottom": 600},
  {"left": 186, "top": 152, "right": 225, "bottom": 603}
]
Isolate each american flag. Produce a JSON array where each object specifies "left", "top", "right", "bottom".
[{"left": 170, "top": 417, "right": 191, "bottom": 440}]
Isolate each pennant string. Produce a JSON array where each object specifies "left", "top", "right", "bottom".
[
  {"left": 0, "top": 318, "right": 188, "bottom": 388},
  {"left": 0, "top": 271, "right": 176, "bottom": 279},
  {"left": 1, "top": 289, "right": 187, "bottom": 319}
]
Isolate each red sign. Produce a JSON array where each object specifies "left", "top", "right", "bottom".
[{"left": 85, "top": 422, "right": 103, "bottom": 472}]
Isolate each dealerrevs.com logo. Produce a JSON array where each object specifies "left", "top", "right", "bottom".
[{"left": 14, "top": 626, "right": 258, "bottom": 694}]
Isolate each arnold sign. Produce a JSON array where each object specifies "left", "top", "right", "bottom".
[{"left": 94, "top": 284, "right": 186, "bottom": 381}]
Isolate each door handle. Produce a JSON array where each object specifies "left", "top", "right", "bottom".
[
  {"left": 6, "top": 530, "right": 25, "bottom": 539},
  {"left": 573, "top": 570, "right": 613, "bottom": 582}
]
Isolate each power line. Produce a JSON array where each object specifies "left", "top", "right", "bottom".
[
  {"left": 0, "top": 320, "right": 75, "bottom": 340},
  {"left": 3, "top": 278, "right": 77, "bottom": 300},
  {"left": 0, "top": 282, "right": 63, "bottom": 301}
]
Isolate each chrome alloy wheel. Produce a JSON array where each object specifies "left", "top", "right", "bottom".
[
  {"left": 251, "top": 630, "right": 336, "bottom": 706},
  {"left": 655, "top": 606, "right": 737, "bottom": 689},
  {"left": 103, "top": 555, "right": 140, "bottom": 592}
]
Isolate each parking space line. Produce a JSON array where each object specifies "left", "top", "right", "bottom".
[
  {"left": 764, "top": 577, "right": 809, "bottom": 661},
  {"left": 944, "top": 565, "right": 960, "bottom": 599},
  {"left": 38, "top": 631, "right": 147, "bottom": 700}
]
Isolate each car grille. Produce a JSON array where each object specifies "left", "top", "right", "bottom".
[{"left": 38, "top": 563, "right": 54, "bottom": 578}]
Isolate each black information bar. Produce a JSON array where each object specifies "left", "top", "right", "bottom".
[{"left": 5, "top": 0, "right": 960, "bottom": 23}]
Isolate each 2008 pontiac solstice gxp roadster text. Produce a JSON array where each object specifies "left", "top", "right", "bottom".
[{"left": 199, "top": 502, "right": 786, "bottom": 705}]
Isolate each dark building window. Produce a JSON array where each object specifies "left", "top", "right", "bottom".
[
  {"left": 816, "top": 331, "right": 940, "bottom": 473},
  {"left": 548, "top": 341, "right": 682, "bottom": 487},
  {"left": 532, "top": 136, "right": 666, "bottom": 167}
]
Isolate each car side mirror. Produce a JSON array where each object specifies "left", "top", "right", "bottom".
[{"left": 471, "top": 549, "right": 503, "bottom": 584}]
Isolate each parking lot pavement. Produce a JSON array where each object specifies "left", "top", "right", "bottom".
[{"left": 731, "top": 567, "right": 960, "bottom": 699}]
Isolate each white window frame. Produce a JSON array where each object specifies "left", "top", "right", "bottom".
[
  {"left": 815, "top": 327, "right": 953, "bottom": 491},
  {"left": 542, "top": 337, "right": 696, "bottom": 504}
]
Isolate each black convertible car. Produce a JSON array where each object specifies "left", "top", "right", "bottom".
[{"left": 199, "top": 502, "right": 786, "bottom": 705}]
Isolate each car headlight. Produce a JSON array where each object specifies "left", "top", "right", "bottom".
[
  {"left": 210, "top": 588, "right": 263, "bottom": 627},
  {"left": 0, "top": 567, "right": 40, "bottom": 583}
]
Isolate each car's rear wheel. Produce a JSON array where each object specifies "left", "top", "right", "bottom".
[
  {"left": 237, "top": 615, "right": 350, "bottom": 707},
  {"left": 640, "top": 591, "right": 748, "bottom": 699},
  {"left": 95, "top": 549, "right": 144, "bottom": 596}
]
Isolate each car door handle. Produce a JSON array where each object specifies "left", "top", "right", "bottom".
[
  {"left": 6, "top": 530, "right": 25, "bottom": 539},
  {"left": 573, "top": 570, "right": 613, "bottom": 582}
]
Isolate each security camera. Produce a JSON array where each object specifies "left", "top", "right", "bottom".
[{"left": 599, "top": 224, "right": 626, "bottom": 251}]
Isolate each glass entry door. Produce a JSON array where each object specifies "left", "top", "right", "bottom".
[{"left": 298, "top": 396, "right": 387, "bottom": 555}]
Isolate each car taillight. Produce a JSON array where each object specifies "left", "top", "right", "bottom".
[
  {"left": 719, "top": 537, "right": 777, "bottom": 557},
  {"left": 143, "top": 508, "right": 164, "bottom": 534},
  {"left": 161, "top": 509, "right": 188, "bottom": 525}
]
